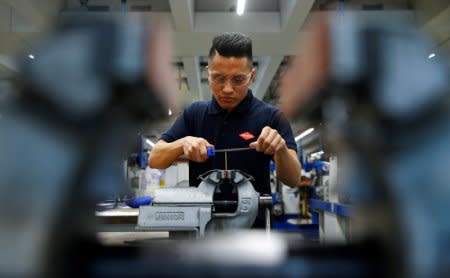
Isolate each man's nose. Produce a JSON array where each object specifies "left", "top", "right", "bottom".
[{"left": 222, "top": 81, "right": 234, "bottom": 94}]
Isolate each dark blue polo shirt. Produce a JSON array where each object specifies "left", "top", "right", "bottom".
[{"left": 160, "top": 90, "right": 297, "bottom": 194}]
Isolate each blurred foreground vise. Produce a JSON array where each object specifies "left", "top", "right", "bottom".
[
  {"left": 280, "top": 15, "right": 449, "bottom": 278},
  {"left": 0, "top": 16, "right": 177, "bottom": 276},
  {"left": 0, "top": 13, "right": 449, "bottom": 278}
]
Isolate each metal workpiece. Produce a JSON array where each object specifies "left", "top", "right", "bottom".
[
  {"left": 199, "top": 169, "right": 255, "bottom": 184},
  {"left": 207, "top": 147, "right": 254, "bottom": 171},
  {"left": 137, "top": 169, "right": 261, "bottom": 237}
]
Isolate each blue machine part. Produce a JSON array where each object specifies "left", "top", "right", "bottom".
[
  {"left": 310, "top": 187, "right": 320, "bottom": 225},
  {"left": 269, "top": 161, "right": 276, "bottom": 173},
  {"left": 271, "top": 192, "right": 281, "bottom": 205},
  {"left": 303, "top": 160, "right": 329, "bottom": 176},
  {"left": 137, "top": 151, "right": 148, "bottom": 169},
  {"left": 309, "top": 199, "right": 353, "bottom": 217},
  {"left": 126, "top": 196, "right": 152, "bottom": 208}
]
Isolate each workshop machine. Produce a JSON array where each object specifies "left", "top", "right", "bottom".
[
  {"left": 137, "top": 169, "right": 272, "bottom": 237},
  {"left": 0, "top": 14, "right": 448, "bottom": 278},
  {"left": 0, "top": 16, "right": 175, "bottom": 277},
  {"left": 138, "top": 146, "right": 273, "bottom": 237}
]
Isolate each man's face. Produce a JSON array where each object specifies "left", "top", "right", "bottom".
[{"left": 208, "top": 54, "right": 255, "bottom": 111}]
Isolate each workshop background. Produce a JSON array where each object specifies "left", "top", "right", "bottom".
[
  {"left": 1, "top": 0, "right": 448, "bottom": 135},
  {"left": 0, "top": 0, "right": 449, "bottom": 277}
]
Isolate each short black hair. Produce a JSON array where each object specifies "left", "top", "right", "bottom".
[{"left": 208, "top": 32, "right": 252, "bottom": 63}]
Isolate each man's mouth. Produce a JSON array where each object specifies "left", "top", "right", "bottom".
[{"left": 220, "top": 97, "right": 235, "bottom": 103}]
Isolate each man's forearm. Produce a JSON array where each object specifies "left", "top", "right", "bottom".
[
  {"left": 274, "top": 147, "right": 301, "bottom": 187},
  {"left": 148, "top": 139, "right": 184, "bottom": 169}
]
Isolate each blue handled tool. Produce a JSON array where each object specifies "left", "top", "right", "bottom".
[{"left": 207, "top": 146, "right": 252, "bottom": 157}]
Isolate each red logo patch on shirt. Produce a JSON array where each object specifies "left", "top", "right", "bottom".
[{"left": 239, "top": 132, "right": 255, "bottom": 140}]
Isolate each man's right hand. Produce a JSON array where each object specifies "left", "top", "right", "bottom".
[{"left": 182, "top": 136, "right": 213, "bottom": 163}]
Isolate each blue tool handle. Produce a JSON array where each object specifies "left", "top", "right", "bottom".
[
  {"left": 126, "top": 196, "right": 152, "bottom": 208},
  {"left": 207, "top": 146, "right": 215, "bottom": 157}
]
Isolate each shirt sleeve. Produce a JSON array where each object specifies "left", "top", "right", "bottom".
[
  {"left": 270, "top": 110, "right": 297, "bottom": 151},
  {"left": 160, "top": 106, "right": 192, "bottom": 143}
]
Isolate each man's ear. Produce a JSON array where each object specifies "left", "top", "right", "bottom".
[{"left": 250, "top": 67, "right": 256, "bottom": 82}]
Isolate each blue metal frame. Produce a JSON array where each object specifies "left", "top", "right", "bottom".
[
  {"left": 335, "top": 203, "right": 353, "bottom": 217},
  {"left": 309, "top": 199, "right": 353, "bottom": 217}
]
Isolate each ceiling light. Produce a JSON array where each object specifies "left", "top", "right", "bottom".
[
  {"left": 28, "top": 54, "right": 35, "bottom": 59},
  {"left": 168, "top": 108, "right": 172, "bottom": 116},
  {"left": 236, "top": 0, "right": 246, "bottom": 16},
  {"left": 295, "top": 128, "right": 314, "bottom": 141},
  {"left": 428, "top": 53, "right": 435, "bottom": 59}
]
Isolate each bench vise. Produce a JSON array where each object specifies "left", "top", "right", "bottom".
[{"left": 137, "top": 170, "right": 270, "bottom": 237}]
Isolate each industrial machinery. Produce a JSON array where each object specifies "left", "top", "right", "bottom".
[
  {"left": 0, "top": 16, "right": 175, "bottom": 277},
  {"left": 282, "top": 14, "right": 450, "bottom": 277},
  {"left": 138, "top": 169, "right": 272, "bottom": 237}
]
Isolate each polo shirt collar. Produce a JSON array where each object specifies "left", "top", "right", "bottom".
[{"left": 208, "top": 89, "right": 254, "bottom": 115}]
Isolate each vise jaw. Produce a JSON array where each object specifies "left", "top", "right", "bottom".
[{"left": 137, "top": 170, "right": 260, "bottom": 238}]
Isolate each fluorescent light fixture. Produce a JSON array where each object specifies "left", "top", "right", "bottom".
[
  {"left": 145, "top": 139, "right": 155, "bottom": 148},
  {"left": 295, "top": 128, "right": 314, "bottom": 141},
  {"left": 236, "top": 0, "right": 246, "bottom": 15},
  {"left": 168, "top": 108, "right": 172, "bottom": 116},
  {"left": 28, "top": 54, "right": 35, "bottom": 59},
  {"left": 428, "top": 53, "right": 435, "bottom": 59}
]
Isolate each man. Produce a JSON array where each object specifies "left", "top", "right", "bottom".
[{"left": 150, "top": 33, "right": 300, "bottom": 225}]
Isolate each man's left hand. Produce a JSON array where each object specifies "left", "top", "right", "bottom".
[{"left": 249, "top": 126, "right": 287, "bottom": 155}]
